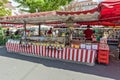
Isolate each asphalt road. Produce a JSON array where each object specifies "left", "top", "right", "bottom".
[{"left": 0, "top": 46, "right": 120, "bottom": 80}]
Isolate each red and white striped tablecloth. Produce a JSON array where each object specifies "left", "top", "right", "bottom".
[{"left": 6, "top": 42, "right": 96, "bottom": 65}]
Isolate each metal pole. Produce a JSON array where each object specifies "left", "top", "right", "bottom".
[
  {"left": 23, "top": 21, "right": 27, "bottom": 41},
  {"left": 38, "top": 24, "right": 41, "bottom": 36}
]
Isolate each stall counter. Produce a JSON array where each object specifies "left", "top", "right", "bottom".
[{"left": 6, "top": 39, "right": 97, "bottom": 66}]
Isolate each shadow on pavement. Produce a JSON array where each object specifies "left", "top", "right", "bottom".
[{"left": 0, "top": 46, "right": 120, "bottom": 80}]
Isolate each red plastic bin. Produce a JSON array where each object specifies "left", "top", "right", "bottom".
[{"left": 98, "top": 50, "right": 109, "bottom": 64}]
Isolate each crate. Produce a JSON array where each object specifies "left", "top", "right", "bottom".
[{"left": 98, "top": 50, "right": 109, "bottom": 64}]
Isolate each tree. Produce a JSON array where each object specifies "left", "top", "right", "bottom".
[
  {"left": 0, "top": 0, "right": 11, "bottom": 16},
  {"left": 14, "top": 0, "right": 73, "bottom": 13}
]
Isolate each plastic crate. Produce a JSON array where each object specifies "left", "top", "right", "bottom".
[{"left": 98, "top": 50, "right": 109, "bottom": 64}]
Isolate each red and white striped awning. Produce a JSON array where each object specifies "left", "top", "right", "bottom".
[
  {"left": 1, "top": 1, "right": 120, "bottom": 27},
  {"left": 0, "top": 8, "right": 99, "bottom": 24}
]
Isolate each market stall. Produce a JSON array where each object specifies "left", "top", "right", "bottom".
[
  {"left": 3, "top": 14, "right": 99, "bottom": 66},
  {"left": 6, "top": 39, "right": 97, "bottom": 66},
  {"left": 2, "top": 1, "right": 119, "bottom": 66}
]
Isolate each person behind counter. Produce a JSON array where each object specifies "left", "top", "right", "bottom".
[
  {"left": 47, "top": 28, "right": 53, "bottom": 37},
  {"left": 83, "top": 25, "right": 93, "bottom": 41}
]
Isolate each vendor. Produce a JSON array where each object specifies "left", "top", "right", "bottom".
[
  {"left": 83, "top": 25, "right": 93, "bottom": 41},
  {"left": 47, "top": 28, "right": 52, "bottom": 36}
]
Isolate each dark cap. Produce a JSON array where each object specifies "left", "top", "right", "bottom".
[
  {"left": 87, "top": 25, "right": 90, "bottom": 28},
  {"left": 87, "top": 25, "right": 91, "bottom": 28}
]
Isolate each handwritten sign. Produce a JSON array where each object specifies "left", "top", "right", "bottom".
[{"left": 81, "top": 44, "right": 86, "bottom": 49}]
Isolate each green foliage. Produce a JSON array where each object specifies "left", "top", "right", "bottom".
[
  {"left": 0, "top": 0, "right": 11, "bottom": 17},
  {"left": 14, "top": 0, "right": 72, "bottom": 13},
  {"left": 0, "top": 7, "right": 11, "bottom": 16},
  {"left": 0, "top": 28, "right": 6, "bottom": 45}
]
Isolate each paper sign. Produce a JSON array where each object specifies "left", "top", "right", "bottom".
[
  {"left": 81, "top": 44, "right": 86, "bottom": 49},
  {"left": 86, "top": 44, "right": 92, "bottom": 49},
  {"left": 92, "top": 44, "right": 98, "bottom": 50}
]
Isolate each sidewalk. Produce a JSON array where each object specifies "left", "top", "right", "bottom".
[{"left": 0, "top": 46, "right": 119, "bottom": 80}]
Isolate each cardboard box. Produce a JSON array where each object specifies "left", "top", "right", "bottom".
[{"left": 75, "top": 45, "right": 80, "bottom": 48}]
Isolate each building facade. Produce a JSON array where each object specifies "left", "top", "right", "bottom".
[{"left": 63, "top": 0, "right": 98, "bottom": 11}]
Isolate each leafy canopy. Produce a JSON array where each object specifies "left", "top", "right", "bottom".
[
  {"left": 0, "top": 0, "right": 11, "bottom": 17},
  {"left": 14, "top": 0, "right": 72, "bottom": 13}
]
